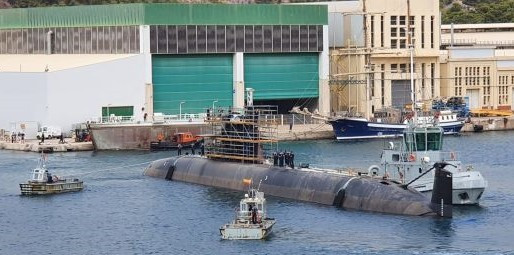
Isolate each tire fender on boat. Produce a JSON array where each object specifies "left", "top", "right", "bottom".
[{"left": 368, "top": 165, "right": 381, "bottom": 176}]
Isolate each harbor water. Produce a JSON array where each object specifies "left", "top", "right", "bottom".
[{"left": 1, "top": 131, "right": 513, "bottom": 254}]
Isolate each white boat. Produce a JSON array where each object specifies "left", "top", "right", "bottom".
[
  {"left": 19, "top": 154, "right": 84, "bottom": 195},
  {"left": 220, "top": 187, "right": 276, "bottom": 240},
  {"left": 368, "top": 124, "right": 487, "bottom": 205}
]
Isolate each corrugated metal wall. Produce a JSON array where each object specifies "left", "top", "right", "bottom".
[
  {"left": 244, "top": 53, "right": 319, "bottom": 100},
  {"left": 152, "top": 54, "right": 233, "bottom": 115},
  {"left": 0, "top": 4, "right": 327, "bottom": 29}
]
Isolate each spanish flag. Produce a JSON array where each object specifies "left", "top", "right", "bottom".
[{"left": 242, "top": 178, "right": 252, "bottom": 186}]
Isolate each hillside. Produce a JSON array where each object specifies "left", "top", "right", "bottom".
[
  {"left": 1, "top": 0, "right": 513, "bottom": 24},
  {"left": 441, "top": 0, "right": 514, "bottom": 24}
]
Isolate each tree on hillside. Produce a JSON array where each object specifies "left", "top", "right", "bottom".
[{"left": 442, "top": 0, "right": 514, "bottom": 23}]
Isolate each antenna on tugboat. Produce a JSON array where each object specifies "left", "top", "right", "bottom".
[{"left": 409, "top": 43, "right": 416, "bottom": 120}]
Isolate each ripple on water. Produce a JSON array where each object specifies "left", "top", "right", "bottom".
[{"left": 1, "top": 132, "right": 514, "bottom": 254}]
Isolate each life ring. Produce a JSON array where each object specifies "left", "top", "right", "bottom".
[
  {"left": 450, "top": 151, "right": 456, "bottom": 160},
  {"left": 368, "top": 165, "right": 381, "bottom": 176},
  {"left": 408, "top": 154, "right": 416, "bottom": 162}
]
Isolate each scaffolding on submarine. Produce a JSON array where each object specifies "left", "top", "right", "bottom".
[{"left": 205, "top": 105, "right": 278, "bottom": 164}]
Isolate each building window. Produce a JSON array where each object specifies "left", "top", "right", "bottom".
[
  {"left": 371, "top": 65, "right": 375, "bottom": 97},
  {"left": 380, "top": 16, "right": 384, "bottom": 47},
  {"left": 421, "top": 16, "right": 425, "bottom": 48},
  {"left": 381, "top": 64, "right": 385, "bottom": 106},
  {"left": 391, "top": 39, "right": 397, "bottom": 49},
  {"left": 371, "top": 15, "right": 375, "bottom": 48},
  {"left": 422, "top": 63, "right": 426, "bottom": 91},
  {"left": 399, "top": 39, "right": 406, "bottom": 49},
  {"left": 431, "top": 63, "right": 435, "bottom": 97},
  {"left": 391, "top": 27, "right": 397, "bottom": 37},
  {"left": 399, "top": 63, "right": 406, "bottom": 73},
  {"left": 430, "top": 16, "right": 434, "bottom": 48},
  {"left": 391, "top": 64, "right": 398, "bottom": 73},
  {"left": 391, "top": 16, "right": 397, "bottom": 26}
]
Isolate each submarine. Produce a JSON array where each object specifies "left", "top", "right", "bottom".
[{"left": 144, "top": 105, "right": 453, "bottom": 217}]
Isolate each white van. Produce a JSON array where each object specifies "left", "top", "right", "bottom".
[{"left": 36, "top": 126, "right": 62, "bottom": 139}]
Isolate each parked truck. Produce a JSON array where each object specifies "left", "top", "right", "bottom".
[{"left": 36, "top": 126, "right": 62, "bottom": 139}]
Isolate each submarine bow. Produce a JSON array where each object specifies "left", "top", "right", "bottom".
[{"left": 144, "top": 156, "right": 452, "bottom": 217}]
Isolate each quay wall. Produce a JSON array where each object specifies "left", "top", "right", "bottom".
[
  {"left": 90, "top": 123, "right": 334, "bottom": 150},
  {"left": 0, "top": 139, "right": 93, "bottom": 152},
  {"left": 461, "top": 117, "right": 514, "bottom": 132},
  {"left": 90, "top": 123, "right": 211, "bottom": 150}
]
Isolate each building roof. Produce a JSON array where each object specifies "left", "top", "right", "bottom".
[
  {"left": 0, "top": 3, "right": 328, "bottom": 29},
  {"left": 441, "top": 23, "right": 514, "bottom": 30}
]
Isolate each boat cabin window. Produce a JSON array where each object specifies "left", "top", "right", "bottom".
[
  {"left": 404, "top": 128, "right": 443, "bottom": 151},
  {"left": 426, "top": 132, "right": 442, "bottom": 151},
  {"left": 415, "top": 132, "right": 426, "bottom": 151},
  {"left": 392, "top": 154, "right": 400, "bottom": 162},
  {"left": 404, "top": 133, "right": 415, "bottom": 151}
]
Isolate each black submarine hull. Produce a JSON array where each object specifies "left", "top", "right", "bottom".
[{"left": 144, "top": 156, "right": 452, "bottom": 217}]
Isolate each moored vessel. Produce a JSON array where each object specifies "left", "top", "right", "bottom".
[
  {"left": 329, "top": 109, "right": 464, "bottom": 140},
  {"left": 19, "top": 154, "right": 84, "bottom": 195},
  {"left": 220, "top": 183, "right": 276, "bottom": 240},
  {"left": 368, "top": 122, "right": 487, "bottom": 205}
]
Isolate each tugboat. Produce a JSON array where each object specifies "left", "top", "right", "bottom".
[
  {"left": 369, "top": 121, "right": 487, "bottom": 205},
  {"left": 19, "top": 154, "right": 84, "bottom": 195},
  {"left": 220, "top": 180, "right": 276, "bottom": 240}
]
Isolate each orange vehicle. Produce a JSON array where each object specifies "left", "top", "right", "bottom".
[{"left": 150, "top": 132, "right": 202, "bottom": 151}]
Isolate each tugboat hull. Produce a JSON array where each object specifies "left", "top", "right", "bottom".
[{"left": 411, "top": 171, "right": 487, "bottom": 205}]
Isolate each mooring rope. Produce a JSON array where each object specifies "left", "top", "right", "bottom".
[{"left": 61, "top": 161, "right": 154, "bottom": 177}]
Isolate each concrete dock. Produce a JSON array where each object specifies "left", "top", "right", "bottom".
[
  {"left": 461, "top": 116, "right": 514, "bottom": 132},
  {"left": 277, "top": 123, "right": 334, "bottom": 141},
  {"left": 0, "top": 139, "right": 93, "bottom": 152}
]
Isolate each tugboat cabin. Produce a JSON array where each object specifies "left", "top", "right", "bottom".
[{"left": 403, "top": 126, "right": 444, "bottom": 153}]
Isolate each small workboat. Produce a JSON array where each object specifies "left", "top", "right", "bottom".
[
  {"left": 19, "top": 154, "right": 84, "bottom": 195},
  {"left": 220, "top": 185, "right": 276, "bottom": 240}
]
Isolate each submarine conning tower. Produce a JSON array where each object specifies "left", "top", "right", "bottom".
[{"left": 144, "top": 105, "right": 452, "bottom": 217}]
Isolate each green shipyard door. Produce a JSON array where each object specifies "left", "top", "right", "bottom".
[
  {"left": 244, "top": 53, "right": 319, "bottom": 100},
  {"left": 152, "top": 54, "right": 233, "bottom": 115}
]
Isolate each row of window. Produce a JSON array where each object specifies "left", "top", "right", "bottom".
[
  {"left": 454, "top": 66, "right": 491, "bottom": 77},
  {"left": 0, "top": 26, "right": 140, "bottom": 54},
  {"left": 150, "top": 25, "right": 323, "bottom": 54},
  {"left": 498, "top": 75, "right": 514, "bottom": 85},
  {"left": 369, "top": 15, "right": 434, "bottom": 49},
  {"left": 499, "top": 86, "right": 510, "bottom": 105}
]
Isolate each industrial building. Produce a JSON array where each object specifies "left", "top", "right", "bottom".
[
  {"left": 0, "top": 3, "right": 329, "bottom": 132},
  {"left": 440, "top": 23, "right": 514, "bottom": 110},
  {"left": 323, "top": 0, "right": 441, "bottom": 118}
]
